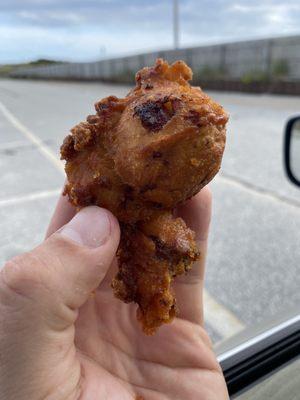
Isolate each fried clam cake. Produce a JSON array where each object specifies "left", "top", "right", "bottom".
[{"left": 61, "top": 58, "right": 228, "bottom": 334}]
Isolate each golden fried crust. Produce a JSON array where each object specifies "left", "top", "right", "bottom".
[
  {"left": 61, "top": 58, "right": 228, "bottom": 334},
  {"left": 113, "top": 61, "right": 227, "bottom": 209},
  {"left": 62, "top": 59, "right": 227, "bottom": 220},
  {"left": 112, "top": 213, "right": 199, "bottom": 334}
]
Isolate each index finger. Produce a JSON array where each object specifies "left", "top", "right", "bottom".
[
  {"left": 45, "top": 189, "right": 76, "bottom": 238},
  {"left": 174, "top": 185, "right": 212, "bottom": 325}
]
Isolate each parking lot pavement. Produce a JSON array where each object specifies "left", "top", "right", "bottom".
[
  {"left": 0, "top": 78, "right": 299, "bottom": 344},
  {"left": 0, "top": 193, "right": 60, "bottom": 265}
]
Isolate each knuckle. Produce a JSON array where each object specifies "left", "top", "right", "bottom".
[
  {"left": 198, "top": 325, "right": 214, "bottom": 349},
  {"left": 1, "top": 252, "right": 48, "bottom": 299}
]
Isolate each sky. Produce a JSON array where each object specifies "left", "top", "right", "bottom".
[{"left": 1, "top": 0, "right": 300, "bottom": 64}]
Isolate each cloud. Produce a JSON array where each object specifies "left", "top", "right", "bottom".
[
  {"left": 17, "top": 10, "right": 85, "bottom": 25},
  {"left": 0, "top": 24, "right": 172, "bottom": 64},
  {"left": 1, "top": 0, "right": 300, "bottom": 63},
  {"left": 1, "top": 0, "right": 169, "bottom": 28}
]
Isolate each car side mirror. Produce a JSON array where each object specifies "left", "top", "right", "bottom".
[{"left": 284, "top": 116, "right": 300, "bottom": 187}]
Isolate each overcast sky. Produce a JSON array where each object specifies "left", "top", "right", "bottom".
[{"left": 1, "top": 0, "right": 300, "bottom": 63}]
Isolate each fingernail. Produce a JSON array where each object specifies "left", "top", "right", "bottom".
[{"left": 59, "top": 206, "right": 111, "bottom": 248}]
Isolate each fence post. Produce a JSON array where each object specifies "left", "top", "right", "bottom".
[
  {"left": 138, "top": 54, "right": 145, "bottom": 69},
  {"left": 266, "top": 39, "right": 273, "bottom": 82},
  {"left": 185, "top": 48, "right": 192, "bottom": 68},
  {"left": 109, "top": 59, "right": 115, "bottom": 78},
  {"left": 220, "top": 44, "right": 227, "bottom": 78}
]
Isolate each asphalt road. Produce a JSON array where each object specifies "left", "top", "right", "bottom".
[{"left": 0, "top": 78, "right": 299, "bottom": 344}]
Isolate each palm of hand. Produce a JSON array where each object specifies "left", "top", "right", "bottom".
[
  {"left": 43, "top": 188, "right": 228, "bottom": 399},
  {"left": 72, "top": 264, "right": 227, "bottom": 400}
]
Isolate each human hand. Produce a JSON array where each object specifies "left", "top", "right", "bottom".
[{"left": 0, "top": 186, "right": 228, "bottom": 400}]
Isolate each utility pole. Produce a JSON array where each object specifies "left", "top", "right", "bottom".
[{"left": 173, "top": 0, "right": 179, "bottom": 49}]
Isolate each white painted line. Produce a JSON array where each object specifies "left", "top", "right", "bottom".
[
  {"left": 203, "top": 289, "right": 245, "bottom": 339},
  {"left": 0, "top": 101, "right": 64, "bottom": 174},
  {"left": 0, "top": 189, "right": 61, "bottom": 208},
  {"left": 217, "top": 173, "right": 300, "bottom": 210}
]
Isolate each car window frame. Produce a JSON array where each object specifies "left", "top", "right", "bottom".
[
  {"left": 284, "top": 116, "right": 300, "bottom": 187},
  {"left": 217, "top": 311, "right": 300, "bottom": 397}
]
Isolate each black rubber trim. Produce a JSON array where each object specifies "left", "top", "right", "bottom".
[
  {"left": 222, "top": 329, "right": 300, "bottom": 396},
  {"left": 284, "top": 116, "right": 300, "bottom": 187}
]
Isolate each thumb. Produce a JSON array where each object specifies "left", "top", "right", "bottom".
[{"left": 1, "top": 206, "right": 120, "bottom": 329}]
